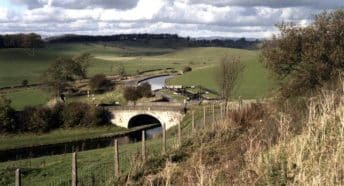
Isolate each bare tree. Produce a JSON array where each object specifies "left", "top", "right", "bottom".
[{"left": 216, "top": 56, "right": 245, "bottom": 104}]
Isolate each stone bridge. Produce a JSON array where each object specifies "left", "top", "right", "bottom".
[{"left": 106, "top": 103, "right": 186, "bottom": 129}]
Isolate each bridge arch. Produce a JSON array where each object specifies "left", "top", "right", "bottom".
[{"left": 128, "top": 114, "right": 162, "bottom": 128}]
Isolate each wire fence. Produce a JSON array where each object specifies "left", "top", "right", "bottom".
[{"left": 2, "top": 102, "right": 248, "bottom": 185}]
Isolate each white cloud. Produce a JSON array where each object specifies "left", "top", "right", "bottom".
[
  {"left": 11, "top": 0, "right": 140, "bottom": 10},
  {"left": 1, "top": 0, "right": 343, "bottom": 38}
]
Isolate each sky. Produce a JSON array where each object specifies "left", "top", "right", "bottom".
[{"left": 0, "top": 0, "right": 343, "bottom": 38}]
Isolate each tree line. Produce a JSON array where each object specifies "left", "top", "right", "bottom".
[
  {"left": 0, "top": 33, "right": 259, "bottom": 49},
  {"left": 46, "top": 34, "right": 260, "bottom": 49},
  {"left": 0, "top": 33, "right": 44, "bottom": 49}
]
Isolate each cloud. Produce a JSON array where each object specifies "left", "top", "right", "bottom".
[
  {"left": 2, "top": 0, "right": 344, "bottom": 38},
  {"left": 10, "top": 0, "right": 140, "bottom": 10},
  {"left": 186, "top": 0, "right": 344, "bottom": 9}
]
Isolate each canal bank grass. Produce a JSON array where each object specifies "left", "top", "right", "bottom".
[
  {"left": 66, "top": 86, "right": 127, "bottom": 105},
  {"left": 0, "top": 105, "right": 210, "bottom": 185},
  {"left": 1, "top": 87, "right": 52, "bottom": 110},
  {"left": 0, "top": 125, "right": 127, "bottom": 150},
  {"left": 0, "top": 130, "right": 180, "bottom": 185}
]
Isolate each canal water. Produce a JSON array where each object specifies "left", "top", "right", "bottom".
[{"left": 139, "top": 75, "right": 173, "bottom": 91}]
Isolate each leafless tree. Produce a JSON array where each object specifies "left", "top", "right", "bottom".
[{"left": 216, "top": 56, "right": 245, "bottom": 104}]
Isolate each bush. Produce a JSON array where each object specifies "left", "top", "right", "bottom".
[
  {"left": 182, "top": 66, "right": 192, "bottom": 73},
  {"left": 20, "top": 106, "right": 53, "bottom": 133},
  {"left": 123, "top": 83, "right": 153, "bottom": 102},
  {"left": 123, "top": 86, "right": 141, "bottom": 103},
  {"left": 137, "top": 82, "right": 152, "bottom": 97},
  {"left": 262, "top": 9, "right": 344, "bottom": 98},
  {"left": 21, "top": 80, "right": 29, "bottom": 86},
  {"left": 0, "top": 96, "right": 17, "bottom": 133},
  {"left": 63, "top": 102, "right": 110, "bottom": 128},
  {"left": 89, "top": 74, "right": 112, "bottom": 92},
  {"left": 63, "top": 102, "right": 90, "bottom": 128},
  {"left": 86, "top": 107, "right": 112, "bottom": 127},
  {"left": 228, "top": 102, "right": 266, "bottom": 129},
  {"left": 50, "top": 103, "right": 65, "bottom": 129}
]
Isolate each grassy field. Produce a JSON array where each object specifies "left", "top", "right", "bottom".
[
  {"left": 1, "top": 88, "right": 52, "bottom": 110},
  {"left": 167, "top": 48, "right": 277, "bottom": 99},
  {"left": 0, "top": 44, "right": 276, "bottom": 109},
  {"left": 0, "top": 44, "right": 185, "bottom": 88},
  {"left": 0, "top": 126, "right": 127, "bottom": 150}
]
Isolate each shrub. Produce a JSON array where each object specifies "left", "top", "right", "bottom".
[
  {"left": 182, "top": 66, "right": 192, "bottom": 73},
  {"left": 20, "top": 106, "right": 53, "bottom": 133},
  {"left": 89, "top": 74, "right": 112, "bottom": 92},
  {"left": 123, "top": 83, "right": 153, "bottom": 102},
  {"left": 85, "top": 107, "right": 112, "bottom": 127},
  {"left": 123, "top": 86, "right": 141, "bottom": 103},
  {"left": 137, "top": 82, "right": 152, "bottom": 97},
  {"left": 63, "top": 102, "right": 110, "bottom": 128},
  {"left": 50, "top": 103, "right": 65, "bottom": 129},
  {"left": 21, "top": 80, "right": 29, "bottom": 86},
  {"left": 228, "top": 102, "right": 266, "bottom": 129},
  {"left": 0, "top": 96, "right": 17, "bottom": 133},
  {"left": 262, "top": 9, "right": 344, "bottom": 98},
  {"left": 63, "top": 102, "right": 90, "bottom": 128}
]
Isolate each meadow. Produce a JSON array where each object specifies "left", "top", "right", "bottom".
[
  {"left": 0, "top": 43, "right": 277, "bottom": 109},
  {"left": 0, "top": 125, "right": 127, "bottom": 150},
  {"left": 167, "top": 48, "right": 277, "bottom": 99}
]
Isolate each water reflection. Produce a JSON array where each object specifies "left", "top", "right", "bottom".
[
  {"left": 139, "top": 75, "right": 172, "bottom": 91},
  {"left": 128, "top": 126, "right": 162, "bottom": 142}
]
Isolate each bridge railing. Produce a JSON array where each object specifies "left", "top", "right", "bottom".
[
  {"left": 105, "top": 102, "right": 185, "bottom": 112},
  {"left": 106, "top": 105, "right": 185, "bottom": 112}
]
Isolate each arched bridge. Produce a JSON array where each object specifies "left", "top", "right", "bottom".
[{"left": 106, "top": 103, "right": 186, "bottom": 129}]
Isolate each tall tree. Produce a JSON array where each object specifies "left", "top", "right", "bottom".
[{"left": 44, "top": 53, "right": 91, "bottom": 95}]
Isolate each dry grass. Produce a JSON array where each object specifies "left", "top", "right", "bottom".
[
  {"left": 244, "top": 89, "right": 344, "bottom": 185},
  {"left": 120, "top": 85, "right": 344, "bottom": 185},
  {"left": 32, "top": 85, "right": 334, "bottom": 186}
]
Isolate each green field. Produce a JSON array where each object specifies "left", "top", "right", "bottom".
[
  {"left": 167, "top": 48, "right": 277, "bottom": 99},
  {"left": 0, "top": 126, "right": 127, "bottom": 150},
  {"left": 1, "top": 88, "right": 52, "bottom": 110},
  {"left": 0, "top": 44, "right": 276, "bottom": 109},
  {"left": 0, "top": 44, "right": 191, "bottom": 88}
]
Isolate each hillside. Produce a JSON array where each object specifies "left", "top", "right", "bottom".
[
  {"left": 0, "top": 44, "right": 276, "bottom": 109},
  {"left": 125, "top": 88, "right": 344, "bottom": 185}
]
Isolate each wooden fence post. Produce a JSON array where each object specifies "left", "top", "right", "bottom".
[
  {"left": 203, "top": 106, "right": 206, "bottom": 127},
  {"left": 15, "top": 168, "right": 21, "bottom": 186},
  {"left": 178, "top": 122, "right": 181, "bottom": 148},
  {"left": 239, "top": 96, "right": 243, "bottom": 110},
  {"left": 220, "top": 103, "right": 223, "bottom": 120},
  {"left": 212, "top": 104, "right": 215, "bottom": 125},
  {"left": 162, "top": 123, "right": 166, "bottom": 154},
  {"left": 142, "top": 130, "right": 146, "bottom": 162},
  {"left": 72, "top": 152, "right": 77, "bottom": 186},
  {"left": 114, "top": 139, "right": 120, "bottom": 177},
  {"left": 192, "top": 111, "right": 195, "bottom": 133}
]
